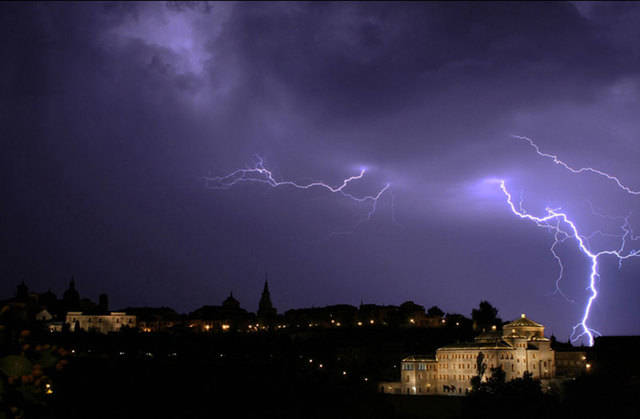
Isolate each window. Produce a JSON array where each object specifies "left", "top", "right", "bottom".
[{"left": 402, "top": 364, "right": 414, "bottom": 371}]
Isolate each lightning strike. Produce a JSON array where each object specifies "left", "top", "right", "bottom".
[
  {"left": 205, "top": 156, "right": 390, "bottom": 224},
  {"left": 499, "top": 180, "right": 640, "bottom": 346},
  {"left": 513, "top": 135, "right": 640, "bottom": 195}
]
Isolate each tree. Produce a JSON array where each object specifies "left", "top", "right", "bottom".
[
  {"left": 472, "top": 301, "right": 501, "bottom": 331},
  {"left": 427, "top": 306, "right": 444, "bottom": 317},
  {"left": 485, "top": 365, "right": 506, "bottom": 394}
]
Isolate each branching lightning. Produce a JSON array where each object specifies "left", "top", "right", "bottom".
[
  {"left": 204, "top": 156, "right": 390, "bottom": 225},
  {"left": 513, "top": 135, "right": 640, "bottom": 195},
  {"left": 500, "top": 136, "right": 640, "bottom": 346}
]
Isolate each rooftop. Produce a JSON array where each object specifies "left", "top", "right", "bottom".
[{"left": 503, "top": 313, "right": 543, "bottom": 329}]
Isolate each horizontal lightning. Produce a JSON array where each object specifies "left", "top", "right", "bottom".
[
  {"left": 513, "top": 135, "right": 640, "bottom": 195},
  {"left": 204, "top": 156, "right": 390, "bottom": 222}
]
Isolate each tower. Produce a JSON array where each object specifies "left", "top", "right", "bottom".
[
  {"left": 257, "top": 274, "right": 276, "bottom": 323},
  {"left": 63, "top": 277, "right": 80, "bottom": 310}
]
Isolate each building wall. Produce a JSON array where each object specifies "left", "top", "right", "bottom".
[
  {"left": 391, "top": 316, "right": 557, "bottom": 396},
  {"left": 555, "top": 351, "right": 587, "bottom": 377},
  {"left": 66, "top": 312, "right": 136, "bottom": 333},
  {"left": 399, "top": 345, "right": 555, "bottom": 396}
]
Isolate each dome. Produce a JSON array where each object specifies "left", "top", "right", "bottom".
[
  {"left": 504, "top": 314, "right": 543, "bottom": 328},
  {"left": 222, "top": 292, "right": 240, "bottom": 309},
  {"left": 502, "top": 314, "right": 545, "bottom": 339}
]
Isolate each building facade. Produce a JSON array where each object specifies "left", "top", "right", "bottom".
[
  {"left": 66, "top": 311, "right": 136, "bottom": 333},
  {"left": 381, "top": 314, "right": 569, "bottom": 396}
]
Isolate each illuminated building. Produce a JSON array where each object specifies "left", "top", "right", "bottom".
[
  {"left": 380, "top": 314, "right": 584, "bottom": 396},
  {"left": 66, "top": 311, "right": 136, "bottom": 334}
]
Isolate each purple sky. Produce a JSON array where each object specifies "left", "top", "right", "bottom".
[{"left": 2, "top": 2, "right": 640, "bottom": 341}]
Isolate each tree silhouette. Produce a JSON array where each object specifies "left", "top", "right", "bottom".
[
  {"left": 472, "top": 301, "right": 501, "bottom": 331},
  {"left": 426, "top": 306, "right": 444, "bottom": 317}
]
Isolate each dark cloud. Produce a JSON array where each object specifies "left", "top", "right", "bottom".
[{"left": 214, "top": 2, "right": 632, "bottom": 122}]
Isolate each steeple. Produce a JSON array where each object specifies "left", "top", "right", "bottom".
[{"left": 257, "top": 273, "right": 276, "bottom": 320}]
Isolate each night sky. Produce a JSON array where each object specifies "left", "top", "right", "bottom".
[{"left": 3, "top": 2, "right": 640, "bottom": 341}]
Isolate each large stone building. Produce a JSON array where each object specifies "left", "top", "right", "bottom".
[
  {"left": 381, "top": 314, "right": 580, "bottom": 396},
  {"left": 66, "top": 311, "right": 136, "bottom": 333}
]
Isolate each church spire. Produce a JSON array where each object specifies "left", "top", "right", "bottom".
[{"left": 258, "top": 273, "right": 276, "bottom": 321}]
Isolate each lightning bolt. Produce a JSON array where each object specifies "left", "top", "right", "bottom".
[
  {"left": 204, "top": 155, "right": 391, "bottom": 225},
  {"left": 513, "top": 135, "right": 640, "bottom": 195},
  {"left": 498, "top": 180, "right": 640, "bottom": 346}
]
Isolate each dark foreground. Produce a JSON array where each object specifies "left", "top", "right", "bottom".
[{"left": 2, "top": 328, "right": 639, "bottom": 419}]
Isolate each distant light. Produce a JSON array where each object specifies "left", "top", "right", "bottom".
[
  {"left": 204, "top": 325, "right": 211, "bottom": 331},
  {"left": 369, "top": 320, "right": 374, "bottom": 325},
  {"left": 581, "top": 356, "right": 586, "bottom": 360},
  {"left": 45, "top": 384, "right": 51, "bottom": 388},
  {"left": 441, "top": 319, "right": 446, "bottom": 324},
  {"left": 409, "top": 318, "right": 415, "bottom": 324},
  {"left": 342, "top": 371, "right": 347, "bottom": 376},
  {"left": 364, "top": 377, "right": 368, "bottom": 382},
  {"left": 455, "top": 322, "right": 460, "bottom": 326},
  {"left": 521, "top": 314, "right": 526, "bottom": 318},
  {"left": 491, "top": 325, "right": 497, "bottom": 331},
  {"left": 319, "top": 364, "right": 323, "bottom": 368},
  {"left": 586, "top": 363, "right": 591, "bottom": 369},
  {"left": 46, "top": 389, "right": 53, "bottom": 395},
  {"left": 221, "top": 324, "right": 230, "bottom": 331},
  {"left": 331, "top": 319, "right": 335, "bottom": 324},
  {"left": 309, "top": 359, "right": 313, "bottom": 363},
  {"left": 357, "top": 321, "right": 363, "bottom": 326},
  {"left": 336, "top": 322, "right": 341, "bottom": 327}
]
